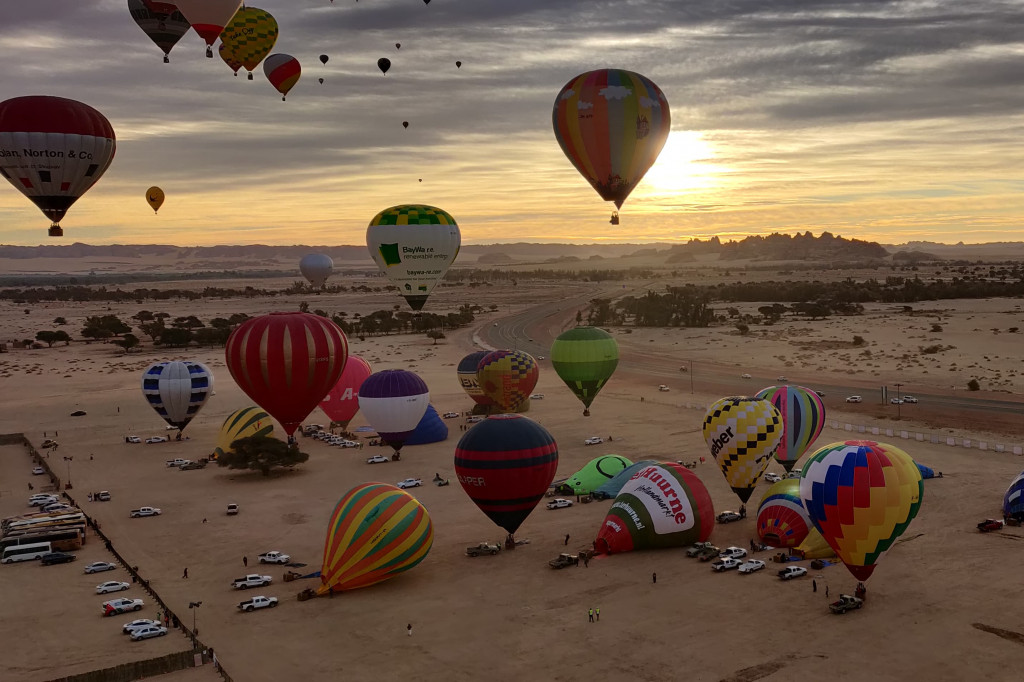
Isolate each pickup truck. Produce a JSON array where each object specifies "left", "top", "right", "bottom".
[
  {"left": 778, "top": 566, "right": 808, "bottom": 580},
  {"left": 548, "top": 553, "right": 579, "bottom": 569},
  {"left": 686, "top": 541, "right": 716, "bottom": 558},
  {"left": 103, "top": 598, "right": 144, "bottom": 616},
  {"left": 238, "top": 595, "right": 279, "bottom": 612},
  {"left": 129, "top": 507, "right": 161, "bottom": 518},
  {"left": 828, "top": 594, "right": 864, "bottom": 614},
  {"left": 465, "top": 542, "right": 501, "bottom": 557},
  {"left": 165, "top": 458, "right": 189, "bottom": 468},
  {"left": 232, "top": 574, "right": 272, "bottom": 590},
  {"left": 179, "top": 460, "right": 206, "bottom": 470},
  {"left": 257, "top": 551, "right": 290, "bottom": 564}
]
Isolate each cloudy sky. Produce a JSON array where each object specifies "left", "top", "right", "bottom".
[{"left": 2, "top": 0, "right": 1023, "bottom": 246}]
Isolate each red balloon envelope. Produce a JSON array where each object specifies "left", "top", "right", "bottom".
[
  {"left": 319, "top": 355, "right": 371, "bottom": 427},
  {"left": 225, "top": 312, "right": 348, "bottom": 436},
  {"left": 454, "top": 414, "right": 558, "bottom": 535}
]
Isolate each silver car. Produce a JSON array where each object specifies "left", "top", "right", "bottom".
[
  {"left": 96, "top": 580, "right": 130, "bottom": 594},
  {"left": 84, "top": 561, "right": 117, "bottom": 574},
  {"left": 130, "top": 625, "right": 168, "bottom": 641}
]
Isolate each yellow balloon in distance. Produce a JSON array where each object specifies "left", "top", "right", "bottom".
[{"left": 146, "top": 186, "right": 165, "bottom": 214}]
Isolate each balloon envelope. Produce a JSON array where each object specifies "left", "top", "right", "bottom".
[
  {"left": 755, "top": 479, "right": 811, "bottom": 548},
  {"left": 476, "top": 350, "right": 538, "bottom": 413},
  {"left": 793, "top": 526, "right": 836, "bottom": 560},
  {"left": 563, "top": 455, "right": 633, "bottom": 495},
  {"left": 702, "top": 397, "right": 783, "bottom": 504},
  {"left": 457, "top": 351, "right": 497, "bottom": 408},
  {"left": 146, "top": 186, "right": 165, "bottom": 213},
  {"left": 800, "top": 440, "right": 923, "bottom": 581},
  {"left": 319, "top": 54, "right": 328, "bottom": 64},
  {"left": 377, "top": 57, "right": 391, "bottom": 74},
  {"left": 213, "top": 406, "right": 274, "bottom": 459},
  {"left": 366, "top": 204, "right": 461, "bottom": 311},
  {"left": 299, "top": 253, "right": 334, "bottom": 287},
  {"left": 318, "top": 355, "right": 371, "bottom": 427},
  {"left": 224, "top": 312, "right": 349, "bottom": 436},
  {"left": 405, "top": 404, "right": 448, "bottom": 446},
  {"left": 358, "top": 369, "right": 430, "bottom": 452},
  {"left": 454, "top": 414, "right": 558, "bottom": 535},
  {"left": 128, "top": 0, "right": 191, "bottom": 62},
  {"left": 141, "top": 361, "right": 213, "bottom": 431},
  {"left": 264, "top": 53, "right": 301, "bottom": 99},
  {"left": 552, "top": 68, "right": 670, "bottom": 210},
  {"left": 0, "top": 96, "right": 116, "bottom": 235},
  {"left": 318, "top": 483, "right": 433, "bottom": 593},
  {"left": 550, "top": 326, "right": 618, "bottom": 415},
  {"left": 173, "top": 0, "right": 241, "bottom": 52},
  {"left": 218, "top": 41, "right": 244, "bottom": 74},
  {"left": 594, "top": 463, "right": 714, "bottom": 554},
  {"left": 1004, "top": 470, "right": 1024, "bottom": 519},
  {"left": 219, "top": 6, "right": 278, "bottom": 75},
  {"left": 755, "top": 385, "right": 826, "bottom": 472}
]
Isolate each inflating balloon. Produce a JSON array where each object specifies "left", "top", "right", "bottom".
[
  {"left": 455, "top": 414, "right": 558, "bottom": 536},
  {"left": 702, "top": 397, "right": 783, "bottom": 504},
  {"left": 457, "top": 351, "right": 497, "bottom": 409},
  {"left": 564, "top": 455, "right": 633, "bottom": 495},
  {"left": 299, "top": 253, "right": 333, "bottom": 288},
  {"left": 225, "top": 312, "right": 348, "bottom": 436},
  {"left": 800, "top": 440, "right": 923, "bottom": 581},
  {"left": 127, "top": 0, "right": 191, "bottom": 63},
  {"left": 219, "top": 6, "right": 278, "bottom": 80},
  {"left": 1004, "top": 470, "right": 1024, "bottom": 520},
  {"left": 476, "top": 350, "right": 538, "bottom": 413},
  {"left": 141, "top": 361, "right": 213, "bottom": 432},
  {"left": 405, "top": 405, "right": 448, "bottom": 446},
  {"left": 755, "top": 385, "right": 825, "bottom": 472},
  {"left": 793, "top": 526, "right": 836, "bottom": 560},
  {"left": 317, "top": 483, "right": 433, "bottom": 594},
  {"left": 173, "top": 0, "right": 242, "bottom": 57},
  {"left": 594, "top": 463, "right": 714, "bottom": 554},
  {"left": 366, "top": 204, "right": 461, "bottom": 311},
  {"left": 755, "top": 479, "right": 811, "bottom": 548},
  {"left": 377, "top": 57, "right": 391, "bottom": 74},
  {"left": 264, "top": 53, "right": 301, "bottom": 100},
  {"left": 550, "top": 326, "right": 618, "bottom": 416},
  {"left": 552, "top": 68, "right": 670, "bottom": 220},
  {"left": 213, "top": 406, "right": 274, "bottom": 459},
  {"left": 357, "top": 369, "right": 429, "bottom": 454},
  {"left": 146, "top": 186, "right": 165, "bottom": 214},
  {"left": 0, "top": 96, "right": 116, "bottom": 237},
  {"left": 318, "top": 355, "right": 372, "bottom": 428}
]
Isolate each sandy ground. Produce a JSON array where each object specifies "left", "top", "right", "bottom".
[{"left": 2, "top": 273, "right": 1024, "bottom": 682}]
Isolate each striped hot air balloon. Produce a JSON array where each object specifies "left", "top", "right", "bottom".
[
  {"left": 317, "top": 483, "right": 433, "bottom": 594},
  {"left": 172, "top": 0, "right": 241, "bottom": 57},
  {"left": 264, "top": 53, "right": 301, "bottom": 100},
  {"left": 457, "top": 351, "right": 496, "bottom": 409},
  {"left": 358, "top": 369, "right": 429, "bottom": 454},
  {"left": 127, "top": 0, "right": 191, "bottom": 64},
  {"left": 224, "top": 312, "right": 348, "bottom": 436},
  {"left": 755, "top": 385, "right": 826, "bottom": 472},
  {"left": 702, "top": 397, "right": 783, "bottom": 504},
  {"left": 213, "top": 406, "right": 274, "bottom": 459},
  {"left": 141, "top": 361, "right": 213, "bottom": 432},
  {"left": 1003, "top": 470, "right": 1024, "bottom": 521},
  {"left": 476, "top": 350, "right": 538, "bottom": 413},
  {"left": 550, "top": 326, "right": 618, "bottom": 416},
  {"left": 454, "top": 414, "right": 558, "bottom": 536},
  {"left": 755, "top": 479, "right": 811, "bottom": 548}
]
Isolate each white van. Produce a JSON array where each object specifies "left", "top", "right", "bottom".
[{"left": 1, "top": 541, "right": 52, "bottom": 564}]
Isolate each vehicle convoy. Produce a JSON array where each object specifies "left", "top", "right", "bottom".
[
  {"left": 548, "top": 553, "right": 579, "bottom": 569},
  {"left": 238, "top": 595, "right": 278, "bottom": 612},
  {"left": 232, "top": 574, "right": 273, "bottom": 590},
  {"left": 829, "top": 594, "right": 864, "bottom": 614},
  {"left": 465, "top": 542, "right": 501, "bottom": 557},
  {"left": 258, "top": 551, "right": 290, "bottom": 564},
  {"left": 778, "top": 566, "right": 808, "bottom": 580},
  {"left": 129, "top": 507, "right": 161, "bottom": 518}
]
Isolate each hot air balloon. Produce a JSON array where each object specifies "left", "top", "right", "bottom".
[
  {"left": 213, "top": 406, "right": 274, "bottom": 459},
  {"left": 317, "top": 483, "right": 433, "bottom": 594},
  {"left": 457, "top": 351, "right": 496, "bottom": 410},
  {"left": 793, "top": 526, "right": 836, "bottom": 560},
  {"left": 318, "top": 355, "right": 372, "bottom": 429},
  {"left": 594, "top": 462, "right": 714, "bottom": 554},
  {"left": 1003, "top": 470, "right": 1024, "bottom": 521},
  {"left": 402, "top": 121, "right": 409, "bottom": 129},
  {"left": 800, "top": 440, "right": 923, "bottom": 581},
  {"left": 755, "top": 385, "right": 825, "bottom": 472},
  {"left": 366, "top": 204, "right": 461, "bottom": 311},
  {"left": 550, "top": 326, "right": 618, "bottom": 416},
  {"left": 563, "top": 455, "right": 633, "bottom": 495},
  {"left": 224, "top": 312, "right": 349, "bottom": 436},
  {"left": 377, "top": 57, "right": 391, "bottom": 74},
  {"left": 141, "top": 361, "right": 214, "bottom": 433},
  {"left": 405, "top": 404, "right": 449, "bottom": 446},
  {"left": 127, "top": 0, "right": 191, "bottom": 63},
  {"left": 0, "top": 96, "right": 116, "bottom": 237},
  {"left": 395, "top": 43, "right": 401, "bottom": 49},
  {"left": 592, "top": 460, "right": 658, "bottom": 500},
  {"left": 172, "top": 0, "right": 242, "bottom": 57},
  {"left": 454, "top": 414, "right": 558, "bottom": 538},
  {"left": 219, "top": 6, "right": 278, "bottom": 80},
  {"left": 264, "top": 53, "right": 301, "bottom": 100},
  {"left": 702, "top": 397, "right": 783, "bottom": 504},
  {"left": 146, "top": 186, "right": 165, "bottom": 214},
  {"left": 299, "top": 253, "right": 334, "bottom": 288},
  {"left": 552, "top": 69, "right": 670, "bottom": 222},
  {"left": 218, "top": 41, "right": 244, "bottom": 75},
  {"left": 319, "top": 78, "right": 324, "bottom": 85},
  {"left": 455, "top": 60, "right": 462, "bottom": 68},
  {"left": 357, "top": 369, "right": 430, "bottom": 454},
  {"left": 476, "top": 350, "right": 538, "bottom": 413},
  {"left": 755, "top": 479, "right": 811, "bottom": 548},
  {"left": 319, "top": 54, "right": 329, "bottom": 65}
]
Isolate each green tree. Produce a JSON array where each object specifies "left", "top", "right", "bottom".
[
  {"left": 139, "top": 319, "right": 165, "bottom": 342},
  {"left": 298, "top": 301, "right": 310, "bottom": 313},
  {"left": 967, "top": 379, "right": 980, "bottom": 391},
  {"left": 36, "top": 330, "right": 70, "bottom": 347},
  {"left": 194, "top": 326, "right": 232, "bottom": 346},
  {"left": 157, "top": 327, "right": 193, "bottom": 347},
  {"left": 426, "top": 330, "right": 446, "bottom": 344},
  {"left": 82, "top": 314, "right": 131, "bottom": 338},
  {"left": 172, "top": 315, "right": 205, "bottom": 329},
  {"left": 113, "top": 333, "right": 140, "bottom": 353},
  {"left": 853, "top": 335, "right": 865, "bottom": 346},
  {"left": 133, "top": 310, "right": 155, "bottom": 323},
  {"left": 217, "top": 436, "right": 309, "bottom": 476},
  {"left": 53, "top": 316, "right": 67, "bottom": 325},
  {"left": 735, "top": 323, "right": 750, "bottom": 335}
]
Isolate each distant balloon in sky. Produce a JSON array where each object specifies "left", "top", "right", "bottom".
[
  {"left": 455, "top": 60, "right": 462, "bottom": 68},
  {"left": 377, "top": 57, "right": 391, "bottom": 74},
  {"left": 366, "top": 204, "right": 461, "bottom": 311},
  {"left": 755, "top": 385, "right": 826, "bottom": 472},
  {"left": 127, "top": 0, "right": 191, "bottom": 64},
  {"left": 264, "top": 53, "right": 301, "bottom": 100},
  {"left": 319, "top": 54, "right": 328, "bottom": 65},
  {"left": 141, "top": 360, "right": 213, "bottom": 432},
  {"left": 319, "top": 78, "right": 324, "bottom": 85},
  {"left": 402, "top": 121, "right": 409, "bottom": 129},
  {"left": 173, "top": 0, "right": 242, "bottom": 57},
  {"left": 395, "top": 43, "right": 401, "bottom": 49},
  {"left": 219, "top": 6, "right": 278, "bottom": 80},
  {"left": 0, "top": 96, "right": 117, "bottom": 237},
  {"left": 552, "top": 68, "right": 670, "bottom": 220},
  {"left": 299, "top": 253, "right": 334, "bottom": 288},
  {"left": 146, "top": 186, "right": 165, "bottom": 214}
]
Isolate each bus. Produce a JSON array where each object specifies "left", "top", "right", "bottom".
[
  {"left": 2, "top": 526, "right": 85, "bottom": 552},
  {"left": 3, "top": 512, "right": 85, "bottom": 533},
  {"left": 1, "top": 541, "right": 52, "bottom": 564}
]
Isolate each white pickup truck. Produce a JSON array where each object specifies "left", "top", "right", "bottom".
[
  {"left": 129, "top": 507, "right": 161, "bottom": 518},
  {"left": 165, "top": 458, "right": 189, "bottom": 468},
  {"left": 232, "top": 574, "right": 272, "bottom": 590},
  {"left": 238, "top": 595, "right": 278, "bottom": 612},
  {"left": 257, "top": 551, "right": 290, "bottom": 564}
]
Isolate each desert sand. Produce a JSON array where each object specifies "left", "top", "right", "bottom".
[{"left": 2, "top": 265, "right": 1024, "bottom": 682}]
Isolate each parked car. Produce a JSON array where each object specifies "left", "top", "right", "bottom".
[
  {"left": 716, "top": 511, "right": 742, "bottom": 524},
  {"left": 466, "top": 542, "right": 502, "bottom": 557},
  {"left": 711, "top": 557, "right": 743, "bottom": 572},
  {"left": 96, "top": 581, "right": 131, "bottom": 594},
  {"left": 336, "top": 441, "right": 360, "bottom": 448},
  {"left": 537, "top": 356, "right": 545, "bottom": 360},
  {"left": 890, "top": 398, "right": 903, "bottom": 405},
  {"left": 84, "top": 561, "right": 117, "bottom": 574},
  {"left": 584, "top": 437, "right": 604, "bottom": 445},
  {"left": 658, "top": 385, "right": 670, "bottom": 392},
  {"left": 443, "top": 412, "right": 460, "bottom": 418},
  {"left": 741, "top": 373, "right": 752, "bottom": 379},
  {"left": 366, "top": 455, "right": 389, "bottom": 464},
  {"left": 846, "top": 395, "right": 862, "bottom": 403},
  {"left": 546, "top": 498, "right": 573, "bottom": 510},
  {"left": 764, "top": 473, "right": 782, "bottom": 483},
  {"left": 96, "top": 491, "right": 111, "bottom": 501},
  {"left": 130, "top": 625, "right": 168, "bottom": 641},
  {"left": 122, "top": 619, "right": 161, "bottom": 634},
  {"left": 32, "top": 466, "right": 45, "bottom": 475},
  {"left": 829, "top": 594, "right": 864, "bottom": 614},
  {"left": 145, "top": 436, "right": 168, "bottom": 444},
  {"left": 530, "top": 394, "right": 545, "bottom": 399},
  {"left": 226, "top": 503, "right": 239, "bottom": 515},
  {"left": 29, "top": 495, "right": 58, "bottom": 507},
  {"left": 815, "top": 390, "right": 825, "bottom": 397},
  {"left": 548, "top": 553, "right": 579, "bottom": 569},
  {"left": 396, "top": 478, "right": 423, "bottom": 489},
  {"left": 165, "top": 458, "right": 189, "bottom": 468},
  {"left": 40, "top": 552, "right": 76, "bottom": 565},
  {"left": 238, "top": 596, "right": 278, "bottom": 612},
  {"left": 902, "top": 395, "right": 918, "bottom": 404},
  {"left": 42, "top": 503, "right": 74, "bottom": 513},
  {"left": 103, "top": 598, "right": 144, "bottom": 616},
  {"left": 125, "top": 436, "right": 142, "bottom": 444},
  {"left": 776, "top": 376, "right": 788, "bottom": 382},
  {"left": 778, "top": 566, "right": 808, "bottom": 580},
  {"left": 978, "top": 518, "right": 1004, "bottom": 532},
  {"left": 129, "top": 507, "right": 161, "bottom": 518},
  {"left": 41, "top": 439, "right": 58, "bottom": 448},
  {"left": 467, "top": 416, "right": 484, "bottom": 423},
  {"left": 257, "top": 551, "right": 290, "bottom": 564},
  {"left": 738, "top": 559, "right": 766, "bottom": 574},
  {"left": 686, "top": 542, "right": 717, "bottom": 558},
  {"left": 719, "top": 546, "right": 748, "bottom": 560},
  {"left": 179, "top": 460, "right": 207, "bottom": 470},
  {"left": 232, "top": 574, "right": 272, "bottom": 590}
]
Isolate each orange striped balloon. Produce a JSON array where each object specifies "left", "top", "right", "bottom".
[{"left": 318, "top": 483, "right": 433, "bottom": 593}]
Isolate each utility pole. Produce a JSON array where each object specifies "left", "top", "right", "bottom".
[
  {"left": 188, "top": 601, "right": 202, "bottom": 647},
  {"left": 894, "top": 382, "right": 903, "bottom": 420},
  {"left": 689, "top": 360, "right": 694, "bottom": 394}
]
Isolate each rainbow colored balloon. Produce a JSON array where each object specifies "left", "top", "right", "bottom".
[
  {"left": 702, "top": 397, "right": 783, "bottom": 504},
  {"left": 800, "top": 441, "right": 923, "bottom": 581},
  {"left": 476, "top": 350, "right": 538, "bottom": 413},
  {"left": 756, "top": 479, "right": 811, "bottom": 548},
  {"left": 755, "top": 385, "right": 825, "bottom": 472},
  {"left": 317, "top": 483, "right": 433, "bottom": 594}
]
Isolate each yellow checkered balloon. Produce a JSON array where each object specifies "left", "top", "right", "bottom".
[{"left": 702, "top": 397, "right": 782, "bottom": 504}]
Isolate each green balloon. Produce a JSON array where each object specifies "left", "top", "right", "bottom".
[
  {"left": 550, "top": 326, "right": 619, "bottom": 416},
  {"left": 563, "top": 455, "right": 633, "bottom": 494}
]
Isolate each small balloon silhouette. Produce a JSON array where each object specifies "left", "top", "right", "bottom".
[
  {"left": 319, "top": 78, "right": 324, "bottom": 84},
  {"left": 456, "top": 61, "right": 462, "bottom": 68},
  {"left": 402, "top": 121, "right": 409, "bottom": 129},
  {"left": 378, "top": 57, "right": 391, "bottom": 74},
  {"left": 319, "top": 54, "right": 328, "bottom": 65},
  {"left": 418, "top": 178, "right": 422, "bottom": 182},
  {"left": 396, "top": 43, "right": 401, "bottom": 49}
]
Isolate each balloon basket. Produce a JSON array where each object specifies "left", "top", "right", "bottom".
[
  {"left": 609, "top": 211, "right": 619, "bottom": 225},
  {"left": 48, "top": 224, "right": 63, "bottom": 237},
  {"left": 163, "top": 55, "right": 169, "bottom": 64},
  {"left": 248, "top": 72, "right": 253, "bottom": 81}
]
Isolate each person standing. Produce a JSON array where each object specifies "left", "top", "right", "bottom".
[
  {"left": 812, "top": 579, "right": 817, "bottom": 593},
  {"left": 652, "top": 572, "right": 657, "bottom": 584},
  {"left": 825, "top": 585, "right": 829, "bottom": 598},
  {"left": 407, "top": 623, "right": 413, "bottom": 636},
  {"left": 588, "top": 607, "right": 594, "bottom": 623},
  {"left": 596, "top": 607, "right": 600, "bottom": 622},
  {"left": 243, "top": 556, "right": 248, "bottom": 567},
  {"left": 182, "top": 567, "right": 188, "bottom": 579},
  {"left": 564, "top": 534, "right": 570, "bottom": 546}
]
